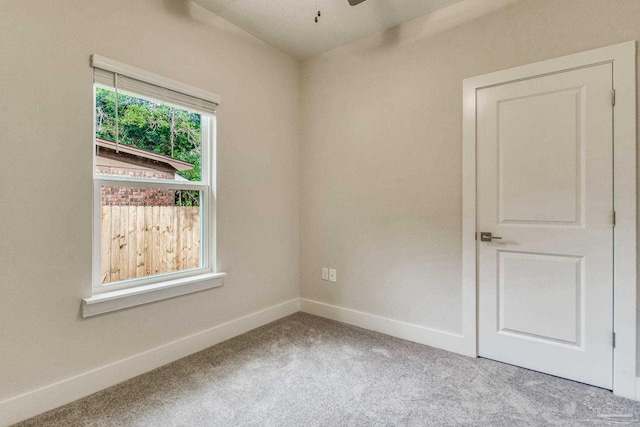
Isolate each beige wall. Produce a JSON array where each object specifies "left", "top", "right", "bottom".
[
  {"left": 300, "top": 0, "right": 640, "bottom": 337},
  {"left": 4, "top": 0, "right": 640, "bottom": 407},
  {"left": 0, "top": 0, "right": 300, "bottom": 400}
]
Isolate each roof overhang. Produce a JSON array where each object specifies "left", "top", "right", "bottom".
[{"left": 96, "top": 139, "right": 194, "bottom": 172}]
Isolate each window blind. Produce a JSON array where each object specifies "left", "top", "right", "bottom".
[{"left": 92, "top": 58, "right": 219, "bottom": 116}]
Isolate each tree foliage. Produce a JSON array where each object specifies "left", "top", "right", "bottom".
[
  {"left": 95, "top": 87, "right": 202, "bottom": 183},
  {"left": 95, "top": 88, "right": 202, "bottom": 206}
]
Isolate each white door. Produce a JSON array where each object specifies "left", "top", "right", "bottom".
[{"left": 477, "top": 63, "right": 614, "bottom": 389}]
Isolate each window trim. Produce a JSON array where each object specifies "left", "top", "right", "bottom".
[
  {"left": 83, "top": 56, "right": 224, "bottom": 317},
  {"left": 82, "top": 272, "right": 226, "bottom": 317}
]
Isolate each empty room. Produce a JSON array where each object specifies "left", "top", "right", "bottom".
[{"left": 2, "top": 0, "right": 640, "bottom": 425}]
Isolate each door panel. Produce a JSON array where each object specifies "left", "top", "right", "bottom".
[
  {"left": 477, "top": 64, "right": 613, "bottom": 389},
  {"left": 498, "top": 87, "right": 583, "bottom": 225},
  {"left": 498, "top": 251, "right": 582, "bottom": 346}
]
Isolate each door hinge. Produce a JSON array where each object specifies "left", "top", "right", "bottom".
[
  {"left": 613, "top": 211, "right": 616, "bottom": 227},
  {"left": 613, "top": 332, "right": 616, "bottom": 348},
  {"left": 611, "top": 89, "right": 616, "bottom": 106}
]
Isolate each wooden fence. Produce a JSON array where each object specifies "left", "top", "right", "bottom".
[{"left": 101, "top": 206, "right": 200, "bottom": 284}]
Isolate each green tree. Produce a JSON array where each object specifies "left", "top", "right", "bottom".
[{"left": 95, "top": 87, "right": 202, "bottom": 183}]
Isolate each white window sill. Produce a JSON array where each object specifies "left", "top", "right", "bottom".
[{"left": 81, "top": 272, "right": 226, "bottom": 317}]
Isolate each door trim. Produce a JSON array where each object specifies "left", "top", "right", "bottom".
[{"left": 462, "top": 41, "right": 637, "bottom": 399}]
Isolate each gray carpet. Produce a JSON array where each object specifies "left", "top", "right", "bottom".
[{"left": 15, "top": 312, "right": 640, "bottom": 426}]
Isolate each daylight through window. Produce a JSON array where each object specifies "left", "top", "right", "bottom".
[{"left": 93, "top": 75, "right": 215, "bottom": 290}]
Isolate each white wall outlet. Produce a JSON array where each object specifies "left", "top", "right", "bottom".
[
  {"left": 329, "top": 269, "right": 337, "bottom": 283},
  {"left": 322, "top": 267, "right": 329, "bottom": 281}
]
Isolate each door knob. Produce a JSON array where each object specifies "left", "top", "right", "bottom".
[{"left": 480, "top": 232, "right": 502, "bottom": 242}]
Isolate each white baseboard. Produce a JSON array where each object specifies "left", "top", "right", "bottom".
[
  {"left": 299, "top": 298, "right": 467, "bottom": 356},
  {"left": 0, "top": 298, "right": 300, "bottom": 427},
  {"left": 2, "top": 298, "right": 469, "bottom": 426}
]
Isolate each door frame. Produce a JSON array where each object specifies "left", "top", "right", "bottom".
[{"left": 462, "top": 41, "right": 637, "bottom": 399}]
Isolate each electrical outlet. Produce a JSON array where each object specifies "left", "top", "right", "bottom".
[
  {"left": 329, "top": 269, "right": 337, "bottom": 283},
  {"left": 322, "top": 267, "right": 329, "bottom": 281}
]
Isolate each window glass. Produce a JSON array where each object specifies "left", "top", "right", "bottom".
[
  {"left": 94, "top": 84, "right": 209, "bottom": 289},
  {"left": 99, "top": 186, "right": 202, "bottom": 285},
  {"left": 95, "top": 87, "right": 202, "bottom": 182}
]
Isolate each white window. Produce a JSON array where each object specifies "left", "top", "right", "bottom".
[{"left": 83, "top": 55, "right": 225, "bottom": 317}]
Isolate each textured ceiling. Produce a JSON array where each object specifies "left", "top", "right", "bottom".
[{"left": 192, "top": 0, "right": 464, "bottom": 60}]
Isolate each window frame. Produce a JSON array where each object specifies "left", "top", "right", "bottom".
[{"left": 83, "top": 56, "right": 224, "bottom": 317}]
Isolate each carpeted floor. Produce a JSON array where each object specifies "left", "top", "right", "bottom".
[{"left": 15, "top": 312, "right": 640, "bottom": 426}]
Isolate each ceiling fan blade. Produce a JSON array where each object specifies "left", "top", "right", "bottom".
[{"left": 348, "top": 0, "right": 367, "bottom": 5}]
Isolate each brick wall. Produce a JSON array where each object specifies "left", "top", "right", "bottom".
[
  {"left": 100, "top": 186, "right": 176, "bottom": 206},
  {"left": 98, "top": 166, "right": 176, "bottom": 206}
]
